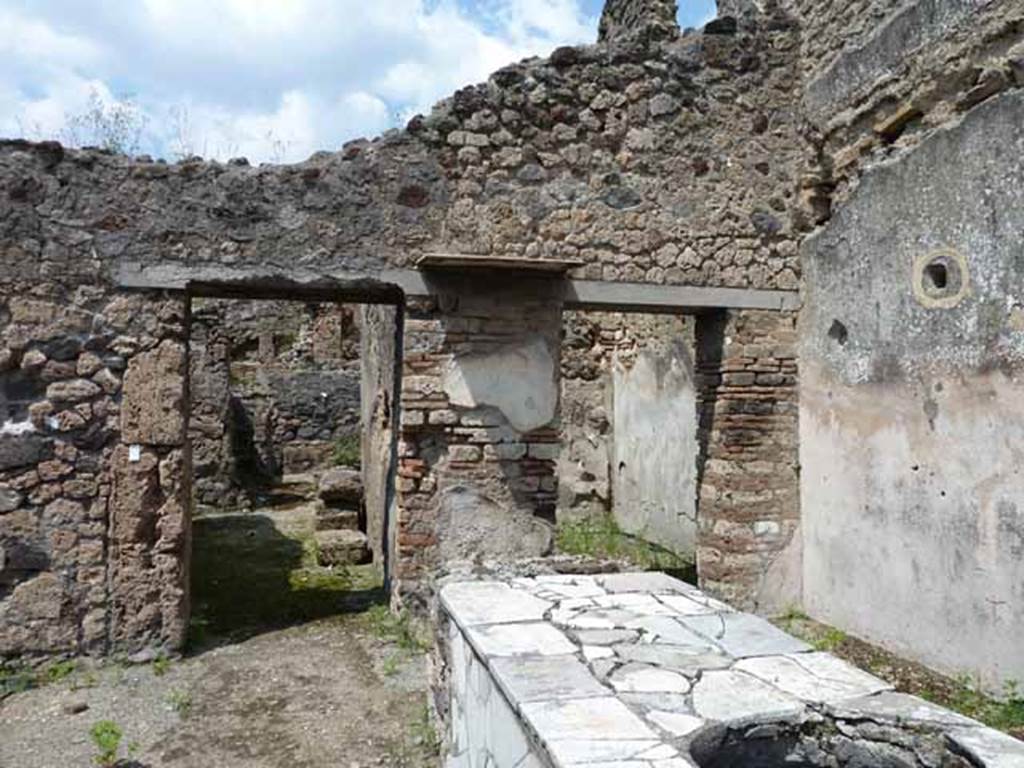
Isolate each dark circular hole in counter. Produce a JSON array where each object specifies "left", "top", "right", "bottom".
[{"left": 689, "top": 719, "right": 969, "bottom": 768}]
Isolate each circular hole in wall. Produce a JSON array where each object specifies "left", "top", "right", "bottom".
[
  {"left": 924, "top": 261, "right": 948, "bottom": 291},
  {"left": 913, "top": 249, "right": 969, "bottom": 309}
]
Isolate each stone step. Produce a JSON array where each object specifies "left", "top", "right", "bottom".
[
  {"left": 279, "top": 473, "right": 319, "bottom": 496},
  {"left": 314, "top": 530, "right": 372, "bottom": 567},
  {"left": 318, "top": 468, "right": 363, "bottom": 505},
  {"left": 316, "top": 507, "right": 360, "bottom": 532}
]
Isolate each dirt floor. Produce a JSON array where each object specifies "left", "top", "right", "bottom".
[{"left": 0, "top": 505, "right": 440, "bottom": 768}]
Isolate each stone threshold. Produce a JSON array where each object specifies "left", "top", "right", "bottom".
[{"left": 440, "top": 572, "right": 1024, "bottom": 768}]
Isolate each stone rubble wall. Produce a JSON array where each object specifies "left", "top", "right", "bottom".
[
  {"left": 799, "top": 0, "right": 1024, "bottom": 212},
  {"left": 0, "top": 0, "right": 804, "bottom": 291},
  {"left": 791, "top": 0, "right": 905, "bottom": 84},
  {"left": 598, "top": 0, "right": 680, "bottom": 42},
  {"left": 0, "top": 0, "right": 811, "bottom": 654},
  {"left": 0, "top": 288, "right": 189, "bottom": 659}
]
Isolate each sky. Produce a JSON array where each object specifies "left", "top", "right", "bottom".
[{"left": 0, "top": 0, "right": 718, "bottom": 164}]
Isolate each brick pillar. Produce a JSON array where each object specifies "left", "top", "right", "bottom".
[
  {"left": 392, "top": 274, "right": 564, "bottom": 606},
  {"left": 695, "top": 309, "right": 801, "bottom": 614}
]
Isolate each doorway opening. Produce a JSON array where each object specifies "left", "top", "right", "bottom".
[
  {"left": 185, "top": 291, "right": 402, "bottom": 649},
  {"left": 555, "top": 309, "right": 700, "bottom": 584}
]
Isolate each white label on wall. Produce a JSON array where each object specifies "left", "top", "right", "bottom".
[{"left": 129, "top": 445, "right": 142, "bottom": 463}]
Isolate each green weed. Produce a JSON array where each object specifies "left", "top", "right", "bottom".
[
  {"left": 166, "top": 689, "right": 193, "bottom": 718},
  {"left": 933, "top": 677, "right": 1024, "bottom": 733},
  {"left": 777, "top": 605, "right": 810, "bottom": 624},
  {"left": 382, "top": 653, "right": 401, "bottom": 677},
  {"left": 45, "top": 659, "right": 78, "bottom": 683},
  {"left": 411, "top": 703, "right": 441, "bottom": 755},
  {"left": 0, "top": 663, "right": 35, "bottom": 698},
  {"left": 812, "top": 627, "right": 848, "bottom": 652},
  {"left": 72, "top": 670, "right": 100, "bottom": 691},
  {"left": 152, "top": 654, "right": 171, "bottom": 677},
  {"left": 189, "top": 512, "right": 383, "bottom": 648},
  {"left": 2, "top": 659, "right": 79, "bottom": 698},
  {"left": 89, "top": 720, "right": 124, "bottom": 767},
  {"left": 331, "top": 434, "right": 361, "bottom": 468},
  {"left": 364, "top": 604, "right": 429, "bottom": 653},
  {"left": 556, "top": 514, "right": 695, "bottom": 576}
]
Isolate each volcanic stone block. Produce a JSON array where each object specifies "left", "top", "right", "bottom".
[
  {"left": 315, "top": 507, "right": 360, "bottom": 532},
  {"left": 314, "top": 530, "right": 371, "bottom": 566},
  {"left": 46, "top": 379, "right": 100, "bottom": 403},
  {"left": 0, "top": 435, "right": 53, "bottom": 471},
  {"left": 121, "top": 340, "right": 186, "bottom": 446},
  {"left": 110, "top": 445, "right": 162, "bottom": 545},
  {"left": 318, "top": 468, "right": 363, "bottom": 505}
]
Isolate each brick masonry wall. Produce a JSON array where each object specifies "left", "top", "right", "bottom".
[
  {"left": 695, "top": 309, "right": 800, "bottom": 613},
  {"left": 393, "top": 276, "right": 563, "bottom": 603}
]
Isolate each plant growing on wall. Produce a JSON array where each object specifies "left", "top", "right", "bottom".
[
  {"left": 63, "top": 89, "right": 147, "bottom": 155},
  {"left": 332, "top": 434, "right": 361, "bottom": 468}
]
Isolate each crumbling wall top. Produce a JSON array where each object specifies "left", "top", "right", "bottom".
[{"left": 598, "top": 0, "right": 680, "bottom": 43}]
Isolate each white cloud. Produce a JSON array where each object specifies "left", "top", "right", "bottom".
[
  {"left": 0, "top": 7, "right": 100, "bottom": 63},
  {"left": 0, "top": 0, "right": 599, "bottom": 163}
]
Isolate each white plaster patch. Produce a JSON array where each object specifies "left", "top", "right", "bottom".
[
  {"left": 442, "top": 337, "right": 557, "bottom": 432},
  {"left": 0, "top": 420, "right": 35, "bottom": 436}
]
